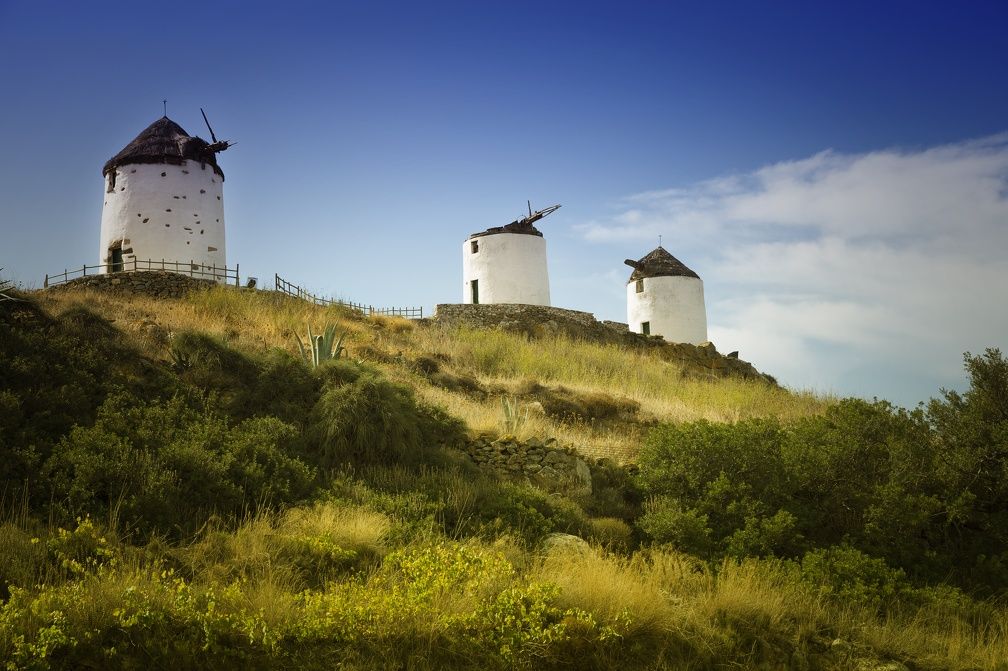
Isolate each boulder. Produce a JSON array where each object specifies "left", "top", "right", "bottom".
[{"left": 541, "top": 533, "right": 591, "bottom": 554}]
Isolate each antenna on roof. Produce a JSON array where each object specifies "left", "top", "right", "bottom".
[
  {"left": 659, "top": 234, "right": 662, "bottom": 247},
  {"left": 162, "top": 99, "right": 167, "bottom": 117}
]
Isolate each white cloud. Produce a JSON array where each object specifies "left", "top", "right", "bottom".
[{"left": 577, "top": 135, "right": 1008, "bottom": 404}]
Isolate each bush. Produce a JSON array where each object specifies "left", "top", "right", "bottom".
[
  {"left": 0, "top": 301, "right": 173, "bottom": 487},
  {"left": 584, "top": 458, "right": 643, "bottom": 522},
  {"left": 638, "top": 496, "right": 712, "bottom": 556},
  {"left": 637, "top": 351, "right": 1008, "bottom": 594},
  {"left": 531, "top": 385, "right": 639, "bottom": 423},
  {"left": 46, "top": 391, "right": 314, "bottom": 535},
  {"left": 311, "top": 369, "right": 465, "bottom": 468},
  {"left": 797, "top": 545, "right": 914, "bottom": 613}
]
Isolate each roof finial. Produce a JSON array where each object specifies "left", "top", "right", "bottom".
[
  {"left": 658, "top": 234, "right": 662, "bottom": 248},
  {"left": 162, "top": 99, "right": 167, "bottom": 117}
]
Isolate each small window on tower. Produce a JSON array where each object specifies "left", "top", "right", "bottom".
[
  {"left": 106, "top": 171, "right": 116, "bottom": 193},
  {"left": 470, "top": 279, "right": 479, "bottom": 304},
  {"left": 471, "top": 240, "right": 479, "bottom": 253},
  {"left": 641, "top": 321, "right": 650, "bottom": 336},
  {"left": 635, "top": 279, "right": 644, "bottom": 293}
]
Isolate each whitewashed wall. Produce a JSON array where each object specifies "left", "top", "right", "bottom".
[
  {"left": 626, "top": 275, "right": 707, "bottom": 344},
  {"left": 99, "top": 161, "right": 226, "bottom": 275},
  {"left": 462, "top": 233, "right": 550, "bottom": 306}
]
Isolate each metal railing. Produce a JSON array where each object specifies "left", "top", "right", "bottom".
[
  {"left": 275, "top": 274, "right": 423, "bottom": 319},
  {"left": 44, "top": 259, "right": 239, "bottom": 288}
]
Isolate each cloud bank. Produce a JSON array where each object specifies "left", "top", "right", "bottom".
[{"left": 577, "top": 135, "right": 1008, "bottom": 404}]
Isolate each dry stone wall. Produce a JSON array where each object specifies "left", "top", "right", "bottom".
[
  {"left": 461, "top": 435, "right": 594, "bottom": 496},
  {"left": 44, "top": 271, "right": 219, "bottom": 300},
  {"left": 434, "top": 303, "right": 603, "bottom": 337}
]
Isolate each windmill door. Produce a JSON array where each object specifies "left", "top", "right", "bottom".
[{"left": 109, "top": 244, "right": 124, "bottom": 273}]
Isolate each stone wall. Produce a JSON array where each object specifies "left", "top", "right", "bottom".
[
  {"left": 434, "top": 303, "right": 602, "bottom": 335},
  {"left": 461, "top": 435, "right": 594, "bottom": 497},
  {"left": 44, "top": 271, "right": 220, "bottom": 299}
]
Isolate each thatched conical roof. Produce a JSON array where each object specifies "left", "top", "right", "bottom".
[
  {"left": 102, "top": 116, "right": 224, "bottom": 179},
  {"left": 624, "top": 246, "right": 699, "bottom": 283}
]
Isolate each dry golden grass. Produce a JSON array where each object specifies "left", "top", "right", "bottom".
[
  {"left": 37, "top": 285, "right": 372, "bottom": 354},
  {"left": 853, "top": 599, "right": 1008, "bottom": 669},
  {"left": 279, "top": 503, "right": 391, "bottom": 553},
  {"left": 35, "top": 285, "right": 831, "bottom": 463},
  {"left": 538, "top": 546, "right": 1008, "bottom": 669}
]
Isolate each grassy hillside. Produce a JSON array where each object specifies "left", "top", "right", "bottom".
[
  {"left": 36, "top": 286, "right": 827, "bottom": 461},
  {"left": 2, "top": 284, "right": 1007, "bottom": 670}
]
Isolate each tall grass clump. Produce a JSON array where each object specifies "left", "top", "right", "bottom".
[{"left": 311, "top": 365, "right": 465, "bottom": 468}]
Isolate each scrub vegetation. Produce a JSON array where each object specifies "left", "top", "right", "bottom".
[{"left": 2, "top": 285, "right": 1007, "bottom": 669}]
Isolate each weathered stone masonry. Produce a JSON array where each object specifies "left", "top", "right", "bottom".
[
  {"left": 461, "top": 434, "right": 595, "bottom": 496},
  {"left": 44, "top": 271, "right": 217, "bottom": 300}
]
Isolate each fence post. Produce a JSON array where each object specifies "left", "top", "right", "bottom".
[
  {"left": 134, "top": 258, "right": 138, "bottom": 272},
  {"left": 235, "top": 263, "right": 239, "bottom": 287},
  {"left": 44, "top": 274, "right": 48, "bottom": 288}
]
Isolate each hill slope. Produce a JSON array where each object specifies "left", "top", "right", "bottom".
[
  {"left": 1, "top": 283, "right": 1005, "bottom": 670},
  {"left": 37, "top": 282, "right": 827, "bottom": 461}
]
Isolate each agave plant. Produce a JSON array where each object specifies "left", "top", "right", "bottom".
[
  {"left": 501, "top": 395, "right": 529, "bottom": 435},
  {"left": 295, "top": 323, "right": 347, "bottom": 368}
]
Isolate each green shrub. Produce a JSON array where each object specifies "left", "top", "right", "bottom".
[
  {"left": 797, "top": 545, "right": 914, "bottom": 613},
  {"left": 245, "top": 349, "right": 320, "bottom": 424},
  {"left": 44, "top": 517, "right": 118, "bottom": 579},
  {"left": 584, "top": 458, "right": 643, "bottom": 521},
  {"left": 311, "top": 369, "right": 464, "bottom": 468},
  {"left": 0, "top": 301, "right": 172, "bottom": 487},
  {"left": 638, "top": 496, "right": 712, "bottom": 556},
  {"left": 637, "top": 351, "right": 1008, "bottom": 595},
  {"left": 46, "top": 392, "right": 314, "bottom": 535},
  {"left": 724, "top": 510, "right": 803, "bottom": 559}
]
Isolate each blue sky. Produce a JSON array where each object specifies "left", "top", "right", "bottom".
[{"left": 2, "top": 1, "right": 1007, "bottom": 406}]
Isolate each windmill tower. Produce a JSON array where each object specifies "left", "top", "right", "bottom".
[
  {"left": 624, "top": 246, "right": 707, "bottom": 344},
  {"left": 98, "top": 110, "right": 232, "bottom": 277},
  {"left": 462, "top": 202, "right": 559, "bottom": 306}
]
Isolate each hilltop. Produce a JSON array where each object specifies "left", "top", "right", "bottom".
[{"left": 2, "top": 280, "right": 1006, "bottom": 670}]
